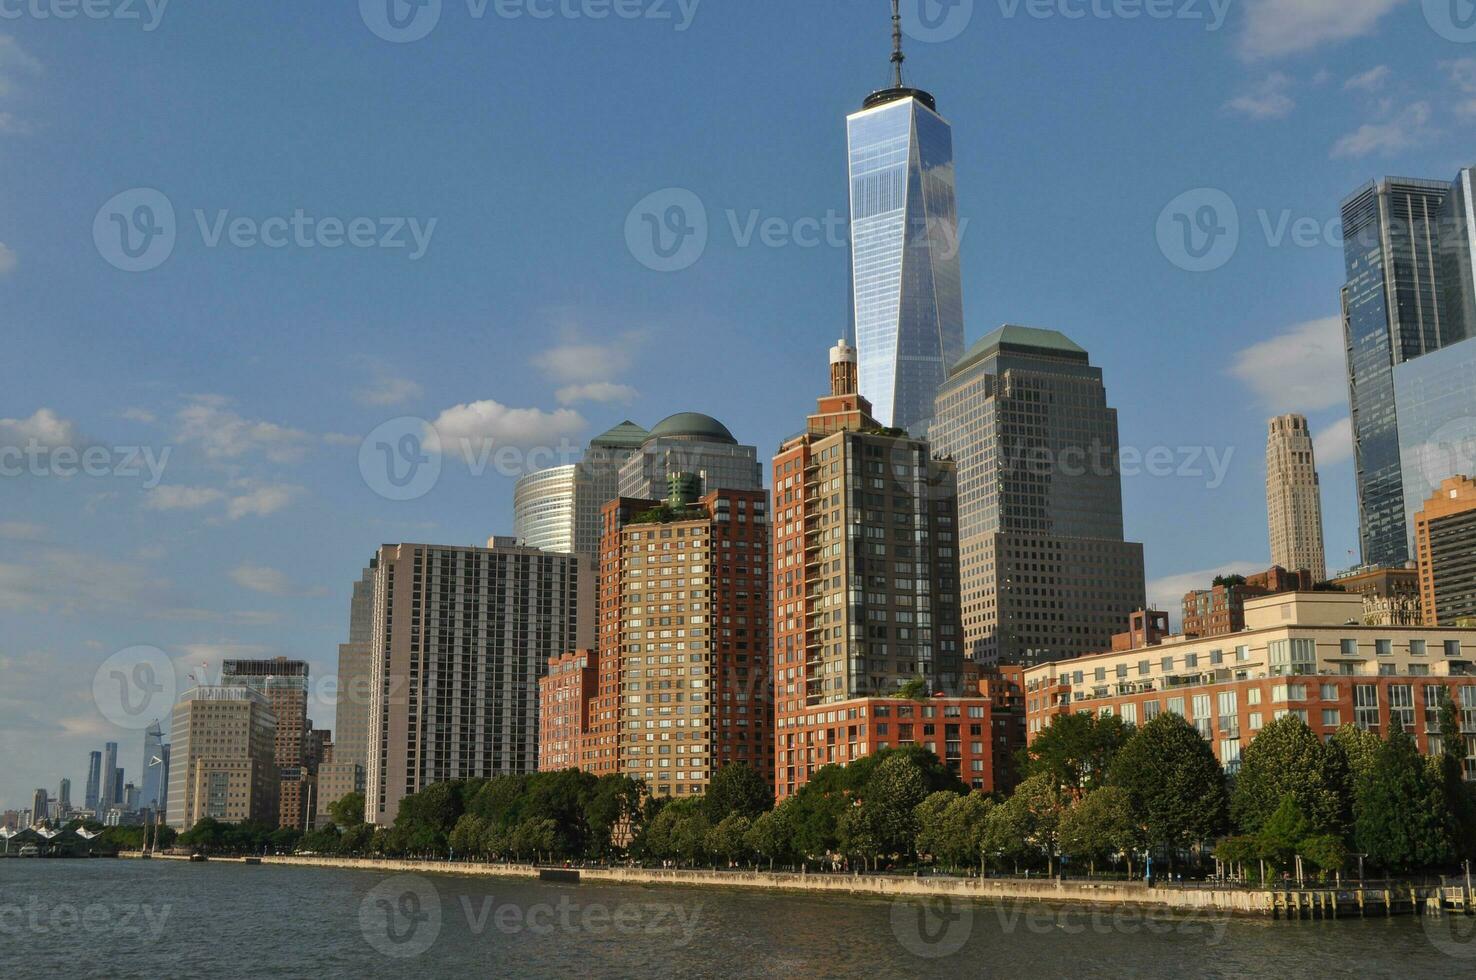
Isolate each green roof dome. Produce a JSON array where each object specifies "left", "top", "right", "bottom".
[
  {"left": 590, "top": 420, "right": 649, "bottom": 449},
  {"left": 647, "top": 412, "right": 737, "bottom": 445}
]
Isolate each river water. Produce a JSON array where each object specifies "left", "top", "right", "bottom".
[{"left": 1, "top": 860, "right": 1472, "bottom": 977}]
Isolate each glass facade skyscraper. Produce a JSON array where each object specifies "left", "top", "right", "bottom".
[
  {"left": 847, "top": 87, "right": 964, "bottom": 434},
  {"left": 1341, "top": 172, "right": 1473, "bottom": 567}
]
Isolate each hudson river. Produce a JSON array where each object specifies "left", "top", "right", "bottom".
[{"left": 3, "top": 860, "right": 1473, "bottom": 977}]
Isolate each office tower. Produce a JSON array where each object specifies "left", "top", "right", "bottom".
[
  {"left": 1394, "top": 335, "right": 1476, "bottom": 554},
  {"left": 1266, "top": 414, "right": 1327, "bottom": 581},
  {"left": 772, "top": 342, "right": 992, "bottom": 798},
  {"left": 166, "top": 686, "right": 279, "bottom": 829},
  {"left": 333, "top": 560, "right": 376, "bottom": 779},
  {"left": 1341, "top": 171, "right": 1473, "bottom": 567},
  {"left": 364, "top": 538, "right": 589, "bottom": 824},
  {"left": 616, "top": 414, "right": 762, "bottom": 498},
  {"left": 514, "top": 421, "right": 648, "bottom": 557},
  {"left": 99, "top": 742, "right": 118, "bottom": 814},
  {"left": 139, "top": 721, "right": 168, "bottom": 813},
  {"left": 589, "top": 480, "right": 772, "bottom": 798},
  {"left": 929, "top": 326, "right": 1146, "bottom": 665},
  {"left": 84, "top": 751, "right": 101, "bottom": 811},
  {"left": 847, "top": 3, "right": 965, "bottom": 432},
  {"left": 1414, "top": 475, "right": 1476, "bottom": 626},
  {"left": 58, "top": 778, "right": 70, "bottom": 811},
  {"left": 31, "top": 789, "right": 47, "bottom": 827},
  {"left": 221, "top": 657, "right": 310, "bottom": 829}
]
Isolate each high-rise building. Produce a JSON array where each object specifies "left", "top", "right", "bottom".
[
  {"left": 99, "top": 741, "right": 118, "bottom": 815},
  {"left": 615, "top": 414, "right": 762, "bottom": 499},
  {"left": 1341, "top": 171, "right": 1474, "bottom": 567},
  {"left": 1414, "top": 475, "right": 1476, "bottom": 626},
  {"left": 364, "top": 537, "right": 589, "bottom": 824},
  {"left": 773, "top": 342, "right": 997, "bottom": 798},
  {"left": 514, "top": 421, "right": 649, "bottom": 558},
  {"left": 929, "top": 326, "right": 1146, "bottom": 665},
  {"left": 847, "top": 3, "right": 965, "bottom": 433},
  {"left": 84, "top": 751, "right": 101, "bottom": 812},
  {"left": 139, "top": 721, "right": 168, "bottom": 814},
  {"left": 166, "top": 686, "right": 279, "bottom": 829},
  {"left": 333, "top": 560, "right": 376, "bottom": 779},
  {"left": 1266, "top": 414, "right": 1327, "bottom": 581},
  {"left": 222, "top": 657, "right": 311, "bottom": 829},
  {"left": 587, "top": 480, "right": 772, "bottom": 798}
]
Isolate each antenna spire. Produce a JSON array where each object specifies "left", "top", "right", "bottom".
[{"left": 890, "top": 0, "right": 905, "bottom": 88}]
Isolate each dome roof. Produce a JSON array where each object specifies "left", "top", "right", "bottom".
[{"left": 647, "top": 412, "right": 736, "bottom": 445}]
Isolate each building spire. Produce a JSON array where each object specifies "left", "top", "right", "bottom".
[{"left": 890, "top": 0, "right": 905, "bottom": 88}]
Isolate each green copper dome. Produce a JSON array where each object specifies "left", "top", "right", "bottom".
[{"left": 647, "top": 412, "right": 737, "bottom": 445}]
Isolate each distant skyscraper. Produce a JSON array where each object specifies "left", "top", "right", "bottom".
[
  {"left": 139, "top": 721, "right": 168, "bottom": 813},
  {"left": 1341, "top": 171, "right": 1474, "bottom": 567},
  {"left": 930, "top": 326, "right": 1146, "bottom": 665},
  {"left": 99, "top": 741, "right": 118, "bottom": 814},
  {"left": 1266, "top": 414, "right": 1327, "bottom": 581},
  {"left": 847, "top": 4, "right": 965, "bottom": 432},
  {"left": 166, "top": 686, "right": 279, "bottom": 829},
  {"left": 84, "top": 751, "right": 101, "bottom": 811},
  {"left": 333, "top": 560, "right": 376, "bottom": 778},
  {"left": 615, "top": 414, "right": 762, "bottom": 498},
  {"left": 514, "top": 421, "right": 648, "bottom": 557},
  {"left": 364, "top": 538, "right": 588, "bottom": 824}
]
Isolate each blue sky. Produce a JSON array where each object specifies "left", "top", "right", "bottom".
[{"left": 1, "top": 0, "right": 1473, "bottom": 809}]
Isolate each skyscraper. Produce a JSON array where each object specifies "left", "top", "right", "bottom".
[
  {"left": 1266, "top": 414, "right": 1327, "bottom": 581},
  {"left": 99, "top": 741, "right": 118, "bottom": 815},
  {"left": 847, "top": 2, "right": 964, "bottom": 433},
  {"left": 514, "top": 421, "right": 649, "bottom": 557},
  {"left": 1341, "top": 171, "right": 1474, "bottom": 567},
  {"left": 84, "top": 751, "right": 101, "bottom": 812},
  {"left": 139, "top": 721, "right": 169, "bottom": 814},
  {"left": 929, "top": 326, "right": 1146, "bottom": 665},
  {"left": 221, "top": 657, "right": 311, "bottom": 829},
  {"left": 615, "top": 414, "right": 762, "bottom": 499},
  {"left": 166, "top": 686, "right": 279, "bottom": 829},
  {"left": 364, "top": 538, "right": 589, "bottom": 824}
]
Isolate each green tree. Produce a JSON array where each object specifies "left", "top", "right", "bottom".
[
  {"left": 1231, "top": 715, "right": 1349, "bottom": 836},
  {"left": 1355, "top": 729, "right": 1452, "bottom": 872},
  {"left": 703, "top": 763, "right": 773, "bottom": 823},
  {"left": 1058, "top": 785, "right": 1144, "bottom": 876},
  {"left": 1019, "top": 712, "right": 1135, "bottom": 797},
  {"left": 1108, "top": 712, "right": 1227, "bottom": 868}
]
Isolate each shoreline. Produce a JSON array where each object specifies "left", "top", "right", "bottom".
[{"left": 118, "top": 852, "right": 1466, "bottom": 919}]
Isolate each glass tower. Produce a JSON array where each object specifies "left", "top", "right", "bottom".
[
  {"left": 1341, "top": 173, "right": 1472, "bottom": 567},
  {"left": 847, "top": 85, "right": 965, "bottom": 434}
]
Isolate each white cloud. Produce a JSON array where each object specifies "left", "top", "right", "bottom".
[
  {"left": 1331, "top": 102, "right": 1432, "bottom": 159},
  {"left": 0, "top": 521, "right": 44, "bottom": 541},
  {"left": 1343, "top": 65, "right": 1391, "bottom": 92},
  {"left": 556, "top": 382, "right": 640, "bottom": 405},
  {"left": 1225, "top": 73, "right": 1295, "bottom": 120},
  {"left": 175, "top": 396, "right": 314, "bottom": 463},
  {"left": 0, "top": 408, "right": 80, "bottom": 448},
  {"left": 1147, "top": 561, "right": 1270, "bottom": 625},
  {"left": 1229, "top": 317, "right": 1348, "bottom": 413},
  {"left": 355, "top": 375, "right": 423, "bottom": 408},
  {"left": 0, "top": 241, "right": 15, "bottom": 274},
  {"left": 1240, "top": 0, "right": 1404, "bottom": 59},
  {"left": 143, "top": 485, "right": 226, "bottom": 511},
  {"left": 1313, "top": 416, "right": 1354, "bottom": 466},
  {"left": 429, "top": 400, "right": 585, "bottom": 452}
]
